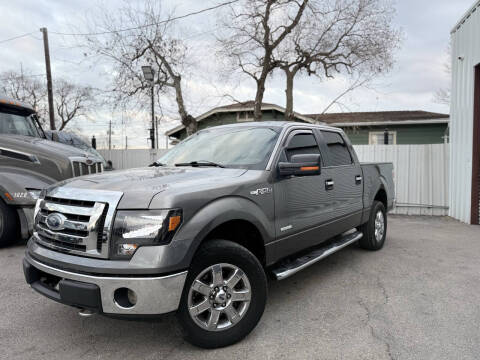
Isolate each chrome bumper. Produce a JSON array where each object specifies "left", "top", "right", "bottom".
[{"left": 25, "top": 254, "right": 187, "bottom": 315}]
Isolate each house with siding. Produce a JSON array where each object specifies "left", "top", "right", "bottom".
[
  {"left": 166, "top": 101, "right": 313, "bottom": 141},
  {"left": 307, "top": 111, "right": 450, "bottom": 145},
  {"left": 166, "top": 102, "right": 449, "bottom": 145}
]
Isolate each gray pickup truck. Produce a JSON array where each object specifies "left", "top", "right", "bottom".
[
  {"left": 23, "top": 122, "right": 394, "bottom": 348},
  {"left": 0, "top": 96, "right": 104, "bottom": 247}
]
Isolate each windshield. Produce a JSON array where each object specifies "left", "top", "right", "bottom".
[
  {"left": 158, "top": 127, "right": 280, "bottom": 170},
  {"left": 46, "top": 130, "right": 107, "bottom": 166},
  {"left": 0, "top": 112, "right": 40, "bottom": 137}
]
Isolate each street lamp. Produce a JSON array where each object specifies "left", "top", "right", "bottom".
[{"left": 142, "top": 66, "right": 155, "bottom": 149}]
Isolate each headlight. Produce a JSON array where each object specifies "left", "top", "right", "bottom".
[{"left": 111, "top": 209, "right": 182, "bottom": 259}]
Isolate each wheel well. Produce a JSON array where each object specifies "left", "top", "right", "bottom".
[
  {"left": 374, "top": 188, "right": 388, "bottom": 208},
  {"left": 202, "top": 220, "right": 266, "bottom": 266}
]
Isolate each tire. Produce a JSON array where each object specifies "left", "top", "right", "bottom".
[
  {"left": 0, "top": 199, "right": 18, "bottom": 248},
  {"left": 177, "top": 240, "right": 267, "bottom": 348},
  {"left": 358, "top": 201, "right": 387, "bottom": 251}
]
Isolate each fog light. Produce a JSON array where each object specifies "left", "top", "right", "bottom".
[{"left": 114, "top": 287, "right": 137, "bottom": 308}]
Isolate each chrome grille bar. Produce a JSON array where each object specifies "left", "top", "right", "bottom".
[
  {"left": 38, "top": 213, "right": 89, "bottom": 231},
  {"left": 41, "top": 202, "right": 101, "bottom": 216}
]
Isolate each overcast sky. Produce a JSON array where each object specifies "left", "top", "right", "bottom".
[{"left": 0, "top": 0, "right": 475, "bottom": 148}]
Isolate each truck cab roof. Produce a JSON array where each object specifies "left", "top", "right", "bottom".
[
  {"left": 203, "top": 120, "right": 342, "bottom": 133},
  {"left": 0, "top": 95, "right": 36, "bottom": 115}
]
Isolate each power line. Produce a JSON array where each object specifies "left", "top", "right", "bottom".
[
  {"left": 49, "top": 0, "right": 238, "bottom": 36},
  {"left": 0, "top": 32, "right": 36, "bottom": 44},
  {"left": 0, "top": 2, "right": 232, "bottom": 47}
]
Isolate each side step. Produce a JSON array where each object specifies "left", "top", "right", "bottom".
[{"left": 271, "top": 230, "right": 363, "bottom": 280}]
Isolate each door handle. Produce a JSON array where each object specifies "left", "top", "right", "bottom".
[
  {"left": 355, "top": 175, "right": 362, "bottom": 184},
  {"left": 325, "top": 179, "right": 334, "bottom": 190}
]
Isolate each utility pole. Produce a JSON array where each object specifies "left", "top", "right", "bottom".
[
  {"left": 151, "top": 85, "right": 155, "bottom": 149},
  {"left": 40, "top": 27, "right": 55, "bottom": 130},
  {"left": 155, "top": 116, "right": 159, "bottom": 149},
  {"left": 125, "top": 136, "right": 128, "bottom": 150},
  {"left": 108, "top": 120, "right": 112, "bottom": 150}
]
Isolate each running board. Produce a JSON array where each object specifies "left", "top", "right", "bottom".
[{"left": 272, "top": 230, "right": 363, "bottom": 280}]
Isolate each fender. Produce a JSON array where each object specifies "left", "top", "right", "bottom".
[
  {"left": 173, "top": 196, "right": 275, "bottom": 268},
  {"left": 0, "top": 169, "right": 55, "bottom": 206},
  {"left": 360, "top": 163, "right": 394, "bottom": 223}
]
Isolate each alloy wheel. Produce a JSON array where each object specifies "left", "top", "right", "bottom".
[
  {"left": 187, "top": 263, "right": 251, "bottom": 331},
  {"left": 374, "top": 210, "right": 385, "bottom": 242}
]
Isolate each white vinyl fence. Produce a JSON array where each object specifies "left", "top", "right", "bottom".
[
  {"left": 354, "top": 144, "right": 449, "bottom": 216},
  {"left": 98, "top": 149, "right": 168, "bottom": 170},
  {"left": 99, "top": 144, "right": 450, "bottom": 216}
]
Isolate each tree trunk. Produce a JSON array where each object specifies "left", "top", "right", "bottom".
[
  {"left": 173, "top": 75, "right": 197, "bottom": 136},
  {"left": 284, "top": 69, "right": 295, "bottom": 121},
  {"left": 253, "top": 77, "right": 266, "bottom": 122}
]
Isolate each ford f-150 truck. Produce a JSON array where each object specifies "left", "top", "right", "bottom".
[{"left": 23, "top": 122, "right": 394, "bottom": 348}]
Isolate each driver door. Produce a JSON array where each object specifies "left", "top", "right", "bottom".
[{"left": 272, "top": 129, "right": 336, "bottom": 259}]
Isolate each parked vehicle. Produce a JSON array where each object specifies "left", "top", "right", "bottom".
[
  {"left": 44, "top": 130, "right": 112, "bottom": 170},
  {"left": 23, "top": 122, "right": 394, "bottom": 348},
  {"left": 0, "top": 95, "right": 104, "bottom": 247}
]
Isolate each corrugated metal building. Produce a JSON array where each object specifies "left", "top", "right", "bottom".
[{"left": 450, "top": 0, "right": 480, "bottom": 224}]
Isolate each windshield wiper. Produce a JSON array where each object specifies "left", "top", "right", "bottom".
[
  {"left": 149, "top": 161, "right": 165, "bottom": 167},
  {"left": 175, "top": 160, "right": 225, "bottom": 168}
]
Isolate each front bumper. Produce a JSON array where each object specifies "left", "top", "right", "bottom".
[{"left": 23, "top": 253, "right": 187, "bottom": 315}]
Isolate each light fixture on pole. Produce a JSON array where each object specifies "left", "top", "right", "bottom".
[{"left": 142, "top": 65, "right": 155, "bottom": 149}]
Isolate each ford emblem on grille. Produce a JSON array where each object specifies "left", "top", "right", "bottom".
[
  {"left": 45, "top": 212, "right": 67, "bottom": 231},
  {"left": 86, "top": 159, "right": 93, "bottom": 165}
]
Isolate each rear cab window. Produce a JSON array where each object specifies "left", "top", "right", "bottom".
[{"left": 320, "top": 130, "right": 353, "bottom": 167}]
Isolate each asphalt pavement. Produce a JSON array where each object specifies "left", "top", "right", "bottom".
[{"left": 1, "top": 215, "right": 480, "bottom": 360}]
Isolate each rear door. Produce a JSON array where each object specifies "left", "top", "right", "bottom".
[
  {"left": 318, "top": 130, "right": 363, "bottom": 228},
  {"left": 272, "top": 129, "right": 336, "bottom": 258}
]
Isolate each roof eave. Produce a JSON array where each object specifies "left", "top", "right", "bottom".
[
  {"left": 328, "top": 118, "right": 450, "bottom": 127},
  {"left": 451, "top": 0, "right": 480, "bottom": 34},
  {"left": 165, "top": 104, "right": 314, "bottom": 136}
]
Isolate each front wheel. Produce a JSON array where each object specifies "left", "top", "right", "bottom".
[
  {"left": 177, "top": 240, "right": 267, "bottom": 348},
  {"left": 358, "top": 201, "right": 387, "bottom": 251}
]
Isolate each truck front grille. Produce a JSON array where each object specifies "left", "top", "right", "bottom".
[
  {"left": 70, "top": 157, "right": 103, "bottom": 177},
  {"left": 33, "top": 189, "right": 122, "bottom": 259}
]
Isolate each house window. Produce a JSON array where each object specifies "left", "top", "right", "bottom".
[
  {"left": 237, "top": 111, "right": 254, "bottom": 122},
  {"left": 369, "top": 131, "right": 397, "bottom": 145}
]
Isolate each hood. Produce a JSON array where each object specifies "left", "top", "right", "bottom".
[
  {"left": 55, "top": 166, "right": 248, "bottom": 208},
  {"left": 0, "top": 134, "right": 92, "bottom": 157},
  {"left": 0, "top": 134, "right": 102, "bottom": 182}
]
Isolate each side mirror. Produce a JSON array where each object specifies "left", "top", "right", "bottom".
[{"left": 278, "top": 154, "right": 321, "bottom": 177}]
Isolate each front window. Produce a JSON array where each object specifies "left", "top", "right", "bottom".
[
  {"left": 159, "top": 127, "right": 280, "bottom": 170},
  {"left": 0, "top": 112, "right": 41, "bottom": 137}
]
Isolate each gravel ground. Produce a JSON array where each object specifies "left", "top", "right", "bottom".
[{"left": 1, "top": 215, "right": 479, "bottom": 360}]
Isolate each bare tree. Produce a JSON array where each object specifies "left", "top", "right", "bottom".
[
  {"left": 54, "top": 79, "right": 94, "bottom": 130},
  {"left": 218, "top": 0, "right": 309, "bottom": 121},
  {"left": 1, "top": 69, "right": 94, "bottom": 130},
  {"left": 0, "top": 70, "right": 48, "bottom": 121},
  {"left": 274, "top": 0, "right": 400, "bottom": 120},
  {"left": 84, "top": 1, "right": 197, "bottom": 135}
]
